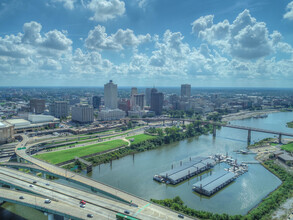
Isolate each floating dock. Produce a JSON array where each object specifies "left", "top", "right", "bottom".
[
  {"left": 153, "top": 157, "right": 216, "bottom": 185},
  {"left": 192, "top": 170, "right": 237, "bottom": 196}
]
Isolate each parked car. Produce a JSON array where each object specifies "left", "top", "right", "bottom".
[
  {"left": 19, "top": 196, "right": 24, "bottom": 199},
  {"left": 124, "top": 210, "right": 130, "bottom": 214},
  {"left": 80, "top": 204, "right": 86, "bottom": 208},
  {"left": 80, "top": 200, "right": 86, "bottom": 205}
]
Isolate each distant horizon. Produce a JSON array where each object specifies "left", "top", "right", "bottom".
[{"left": 1, "top": 85, "right": 293, "bottom": 90}]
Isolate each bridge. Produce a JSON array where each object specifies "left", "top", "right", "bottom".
[
  {"left": 5, "top": 134, "right": 193, "bottom": 219},
  {"left": 126, "top": 117, "right": 293, "bottom": 144}
]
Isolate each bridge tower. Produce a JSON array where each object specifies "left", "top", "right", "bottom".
[
  {"left": 247, "top": 129, "right": 251, "bottom": 144},
  {"left": 278, "top": 134, "right": 282, "bottom": 144},
  {"left": 213, "top": 125, "right": 216, "bottom": 138}
]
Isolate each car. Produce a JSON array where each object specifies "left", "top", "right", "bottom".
[
  {"left": 80, "top": 200, "right": 86, "bottom": 205},
  {"left": 87, "top": 214, "right": 93, "bottom": 218},
  {"left": 44, "top": 199, "right": 51, "bottom": 204},
  {"left": 124, "top": 210, "right": 130, "bottom": 215},
  {"left": 178, "top": 214, "right": 184, "bottom": 218},
  {"left": 80, "top": 204, "right": 86, "bottom": 208},
  {"left": 19, "top": 196, "right": 24, "bottom": 199},
  {"left": 46, "top": 183, "right": 50, "bottom": 186},
  {"left": 29, "top": 184, "right": 33, "bottom": 187},
  {"left": 33, "top": 181, "right": 37, "bottom": 184}
]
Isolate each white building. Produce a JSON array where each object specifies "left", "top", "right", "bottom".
[
  {"left": 28, "top": 114, "right": 56, "bottom": 123},
  {"left": 104, "top": 80, "right": 118, "bottom": 109},
  {"left": 0, "top": 121, "right": 14, "bottom": 144},
  {"left": 98, "top": 109, "right": 125, "bottom": 121},
  {"left": 72, "top": 105, "right": 94, "bottom": 123}
]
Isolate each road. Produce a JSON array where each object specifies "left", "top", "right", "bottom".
[{"left": 0, "top": 188, "right": 103, "bottom": 220}]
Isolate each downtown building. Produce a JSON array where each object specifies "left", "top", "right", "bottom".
[
  {"left": 49, "top": 101, "right": 69, "bottom": 118},
  {"left": 30, "top": 99, "right": 45, "bottom": 114},
  {"left": 72, "top": 104, "right": 94, "bottom": 123},
  {"left": 150, "top": 88, "right": 164, "bottom": 115},
  {"left": 104, "top": 80, "right": 118, "bottom": 109},
  {"left": 181, "top": 84, "right": 191, "bottom": 98},
  {"left": 92, "top": 96, "right": 101, "bottom": 109}
]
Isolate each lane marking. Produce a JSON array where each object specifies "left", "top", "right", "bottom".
[{"left": 133, "top": 203, "right": 151, "bottom": 216}]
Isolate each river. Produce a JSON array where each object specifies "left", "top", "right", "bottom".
[{"left": 1, "top": 111, "right": 293, "bottom": 218}]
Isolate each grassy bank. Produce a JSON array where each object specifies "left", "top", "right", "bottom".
[
  {"left": 63, "top": 123, "right": 214, "bottom": 169},
  {"left": 151, "top": 160, "right": 293, "bottom": 220},
  {"left": 126, "top": 134, "right": 157, "bottom": 145},
  {"left": 34, "top": 139, "right": 127, "bottom": 164},
  {"left": 281, "top": 142, "right": 293, "bottom": 152}
]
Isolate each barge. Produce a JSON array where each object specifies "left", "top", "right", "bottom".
[
  {"left": 192, "top": 170, "right": 237, "bottom": 196},
  {"left": 153, "top": 157, "right": 216, "bottom": 185}
]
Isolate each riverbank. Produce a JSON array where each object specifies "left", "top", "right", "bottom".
[{"left": 222, "top": 109, "right": 279, "bottom": 121}]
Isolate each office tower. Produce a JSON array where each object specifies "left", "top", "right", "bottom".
[
  {"left": 30, "top": 99, "right": 45, "bottom": 114},
  {"left": 145, "top": 88, "right": 151, "bottom": 106},
  {"left": 92, "top": 96, "right": 101, "bottom": 109},
  {"left": 49, "top": 101, "right": 69, "bottom": 118},
  {"left": 150, "top": 88, "right": 164, "bottom": 115},
  {"left": 104, "top": 80, "right": 118, "bottom": 109},
  {"left": 72, "top": 104, "right": 94, "bottom": 123},
  {"left": 134, "top": 94, "right": 145, "bottom": 110},
  {"left": 130, "top": 87, "right": 138, "bottom": 109},
  {"left": 181, "top": 84, "right": 191, "bottom": 98}
]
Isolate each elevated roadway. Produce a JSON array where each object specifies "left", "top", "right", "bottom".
[
  {"left": 0, "top": 166, "right": 193, "bottom": 220},
  {"left": 0, "top": 188, "right": 100, "bottom": 220},
  {"left": 13, "top": 134, "right": 192, "bottom": 219}
]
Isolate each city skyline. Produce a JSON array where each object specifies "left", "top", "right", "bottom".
[{"left": 1, "top": 0, "right": 293, "bottom": 87}]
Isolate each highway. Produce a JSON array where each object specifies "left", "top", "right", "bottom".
[
  {"left": 13, "top": 134, "right": 192, "bottom": 219},
  {"left": 0, "top": 188, "right": 102, "bottom": 220},
  {"left": 0, "top": 166, "right": 190, "bottom": 219}
]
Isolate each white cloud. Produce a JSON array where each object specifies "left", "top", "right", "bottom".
[
  {"left": 191, "top": 9, "right": 285, "bottom": 60},
  {"left": 284, "top": 1, "right": 293, "bottom": 20},
  {"left": 41, "top": 30, "right": 72, "bottom": 50},
  {"left": 87, "top": 0, "right": 125, "bottom": 22},
  {"left": 191, "top": 15, "right": 214, "bottom": 36},
  {"left": 51, "top": 0, "right": 76, "bottom": 10},
  {"left": 85, "top": 25, "right": 151, "bottom": 50}
]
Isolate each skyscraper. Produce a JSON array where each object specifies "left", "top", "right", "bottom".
[
  {"left": 181, "top": 84, "right": 191, "bottom": 98},
  {"left": 30, "top": 99, "right": 45, "bottom": 114},
  {"left": 104, "top": 80, "right": 117, "bottom": 109},
  {"left": 134, "top": 94, "right": 145, "bottom": 110},
  {"left": 92, "top": 96, "right": 101, "bottom": 109},
  {"left": 130, "top": 87, "right": 138, "bottom": 109},
  {"left": 150, "top": 88, "right": 164, "bottom": 115},
  {"left": 145, "top": 88, "right": 151, "bottom": 106}
]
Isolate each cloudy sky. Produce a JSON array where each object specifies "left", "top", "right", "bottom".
[{"left": 1, "top": 0, "right": 293, "bottom": 87}]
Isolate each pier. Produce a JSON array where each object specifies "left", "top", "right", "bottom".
[{"left": 153, "top": 157, "right": 216, "bottom": 185}]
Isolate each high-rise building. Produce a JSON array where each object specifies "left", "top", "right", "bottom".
[
  {"left": 145, "top": 88, "right": 151, "bottom": 106},
  {"left": 72, "top": 104, "right": 94, "bottom": 123},
  {"left": 92, "top": 96, "right": 101, "bottom": 109},
  {"left": 49, "top": 101, "right": 69, "bottom": 118},
  {"left": 181, "top": 84, "right": 191, "bottom": 98},
  {"left": 130, "top": 87, "right": 138, "bottom": 109},
  {"left": 30, "top": 99, "right": 45, "bottom": 114},
  {"left": 104, "top": 80, "right": 117, "bottom": 109},
  {"left": 134, "top": 94, "right": 145, "bottom": 110},
  {"left": 150, "top": 88, "right": 164, "bottom": 115}
]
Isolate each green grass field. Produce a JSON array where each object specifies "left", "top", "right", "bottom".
[
  {"left": 281, "top": 142, "right": 293, "bottom": 152},
  {"left": 126, "top": 134, "right": 156, "bottom": 145},
  {"left": 34, "top": 139, "right": 127, "bottom": 164}
]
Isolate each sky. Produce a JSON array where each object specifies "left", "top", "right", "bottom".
[{"left": 0, "top": 0, "right": 293, "bottom": 88}]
